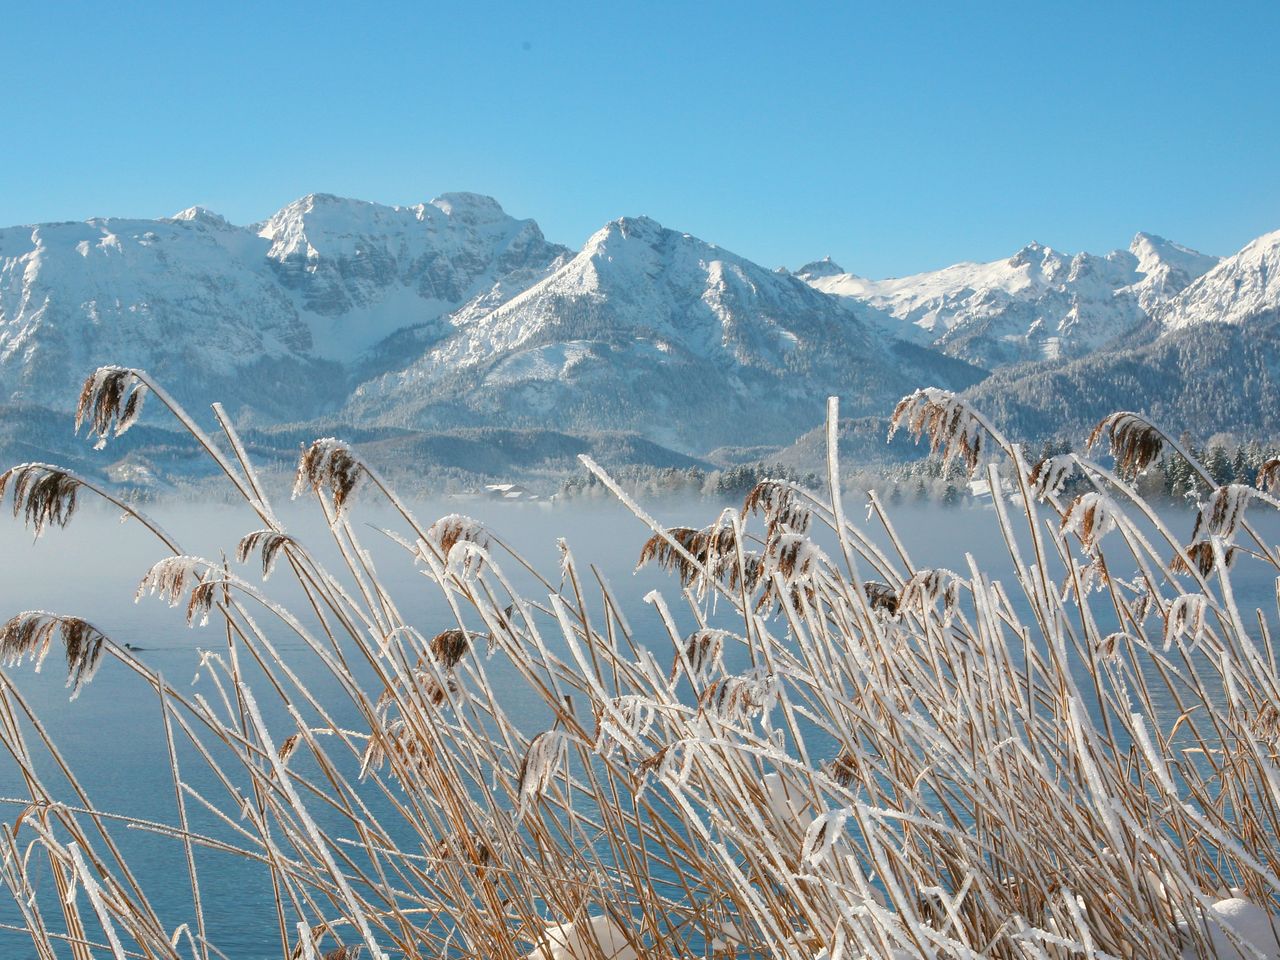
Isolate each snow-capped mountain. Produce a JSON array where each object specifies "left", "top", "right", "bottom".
[
  {"left": 348, "top": 215, "right": 982, "bottom": 449},
  {"left": 799, "top": 234, "right": 1219, "bottom": 368},
  {"left": 963, "top": 231, "right": 1280, "bottom": 441},
  {"left": 0, "top": 193, "right": 567, "bottom": 416},
  {"left": 2, "top": 188, "right": 1277, "bottom": 477},
  {"left": 1159, "top": 229, "right": 1280, "bottom": 330},
  {"left": 255, "top": 192, "right": 569, "bottom": 356}
]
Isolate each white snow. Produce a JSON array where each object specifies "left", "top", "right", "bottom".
[
  {"left": 1162, "top": 230, "right": 1280, "bottom": 330},
  {"left": 1179, "top": 898, "right": 1280, "bottom": 959},
  {"left": 801, "top": 233, "right": 1220, "bottom": 360},
  {"left": 523, "top": 914, "right": 638, "bottom": 960}
]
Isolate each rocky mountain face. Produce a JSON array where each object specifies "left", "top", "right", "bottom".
[
  {"left": 0, "top": 190, "right": 1276, "bottom": 481},
  {"left": 1157, "top": 229, "right": 1280, "bottom": 330},
  {"left": 0, "top": 193, "right": 568, "bottom": 418},
  {"left": 963, "top": 230, "right": 1280, "bottom": 440},
  {"left": 347, "top": 215, "right": 983, "bottom": 449},
  {"left": 800, "top": 233, "right": 1219, "bottom": 368}
]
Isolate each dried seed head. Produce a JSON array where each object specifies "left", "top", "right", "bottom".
[
  {"left": 1257, "top": 458, "right": 1280, "bottom": 494},
  {"left": 360, "top": 717, "right": 437, "bottom": 780},
  {"left": 862, "top": 581, "right": 900, "bottom": 619},
  {"left": 322, "top": 947, "right": 362, "bottom": 960},
  {"left": 826, "top": 751, "right": 859, "bottom": 788},
  {"left": 1171, "top": 540, "right": 1239, "bottom": 578},
  {"left": 593, "top": 694, "right": 657, "bottom": 757},
  {"left": 236, "top": 529, "right": 296, "bottom": 580},
  {"left": 76, "top": 367, "right": 149, "bottom": 450},
  {"left": 429, "top": 628, "right": 473, "bottom": 671},
  {"left": 1087, "top": 412, "right": 1165, "bottom": 479},
  {"left": 699, "top": 669, "right": 777, "bottom": 725},
  {"left": 1250, "top": 702, "right": 1280, "bottom": 745},
  {"left": 742, "top": 480, "right": 813, "bottom": 538},
  {"left": 763, "top": 532, "right": 828, "bottom": 584},
  {"left": 1095, "top": 632, "right": 1131, "bottom": 663},
  {"left": 0, "top": 464, "right": 80, "bottom": 537},
  {"left": 0, "top": 611, "right": 109, "bottom": 697},
  {"left": 899, "top": 569, "right": 963, "bottom": 623},
  {"left": 1029, "top": 455, "right": 1076, "bottom": 501},
  {"left": 1164, "top": 593, "right": 1208, "bottom": 651},
  {"left": 1061, "top": 492, "right": 1119, "bottom": 553},
  {"left": 636, "top": 516, "right": 739, "bottom": 593},
  {"left": 517, "top": 730, "right": 572, "bottom": 818},
  {"left": 670, "top": 628, "right": 730, "bottom": 684},
  {"left": 426, "top": 514, "right": 490, "bottom": 560},
  {"left": 294, "top": 438, "right": 363, "bottom": 513},
  {"left": 1192, "top": 484, "right": 1252, "bottom": 542},
  {"left": 277, "top": 734, "right": 300, "bottom": 764},
  {"left": 136, "top": 556, "right": 218, "bottom": 626},
  {"left": 888, "top": 388, "right": 987, "bottom": 475}
]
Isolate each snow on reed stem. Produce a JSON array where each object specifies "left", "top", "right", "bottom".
[{"left": 0, "top": 368, "right": 1277, "bottom": 957}]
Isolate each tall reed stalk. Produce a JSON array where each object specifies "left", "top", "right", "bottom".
[{"left": 1, "top": 370, "right": 1279, "bottom": 959}]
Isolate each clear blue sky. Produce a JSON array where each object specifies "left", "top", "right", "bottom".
[{"left": 3, "top": 2, "right": 1277, "bottom": 277}]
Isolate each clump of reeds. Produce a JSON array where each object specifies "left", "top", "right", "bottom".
[{"left": 1, "top": 369, "right": 1280, "bottom": 958}]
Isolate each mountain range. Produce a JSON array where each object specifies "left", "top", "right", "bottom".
[{"left": 1, "top": 192, "right": 1276, "bottom": 485}]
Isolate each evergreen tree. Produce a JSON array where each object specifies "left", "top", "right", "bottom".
[
  {"left": 1232, "top": 445, "right": 1253, "bottom": 487},
  {"left": 1206, "top": 445, "right": 1232, "bottom": 485}
]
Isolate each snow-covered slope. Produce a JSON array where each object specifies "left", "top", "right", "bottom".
[
  {"left": 961, "top": 230, "right": 1280, "bottom": 442},
  {"left": 0, "top": 193, "right": 567, "bottom": 414},
  {"left": 1128, "top": 232, "right": 1221, "bottom": 312},
  {"left": 800, "top": 234, "right": 1219, "bottom": 368},
  {"left": 348, "top": 216, "right": 983, "bottom": 449},
  {"left": 4, "top": 189, "right": 1273, "bottom": 467},
  {"left": 256, "top": 192, "right": 568, "bottom": 357},
  {"left": 1160, "top": 229, "right": 1280, "bottom": 330}
]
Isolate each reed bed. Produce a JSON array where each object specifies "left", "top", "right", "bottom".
[{"left": 1, "top": 369, "right": 1279, "bottom": 958}]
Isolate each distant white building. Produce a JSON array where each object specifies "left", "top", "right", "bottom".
[
  {"left": 484, "top": 482, "right": 541, "bottom": 502},
  {"left": 968, "top": 476, "right": 1011, "bottom": 502}
]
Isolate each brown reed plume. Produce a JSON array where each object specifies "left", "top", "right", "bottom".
[
  {"left": 75, "top": 366, "right": 149, "bottom": 449},
  {"left": 742, "top": 479, "right": 813, "bottom": 537},
  {"left": 236, "top": 529, "right": 297, "bottom": 579},
  {"left": 428, "top": 628, "right": 474, "bottom": 671},
  {"left": 1086, "top": 411, "right": 1166, "bottom": 479},
  {"left": 1258, "top": 457, "right": 1280, "bottom": 494},
  {"left": 1170, "top": 540, "right": 1239, "bottom": 577},
  {"left": 0, "top": 463, "right": 80, "bottom": 536},
  {"left": 1061, "top": 492, "right": 1119, "bottom": 553},
  {"left": 425, "top": 514, "right": 491, "bottom": 560},
  {"left": 636, "top": 518, "right": 737, "bottom": 589},
  {"left": 888, "top": 387, "right": 989, "bottom": 474},
  {"left": 0, "top": 611, "right": 108, "bottom": 696},
  {"left": 295, "top": 438, "right": 364, "bottom": 513}
]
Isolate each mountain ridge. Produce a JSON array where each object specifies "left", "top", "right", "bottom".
[{"left": 1, "top": 191, "right": 1276, "bottom": 482}]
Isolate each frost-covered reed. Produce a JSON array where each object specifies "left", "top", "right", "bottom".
[{"left": 1, "top": 370, "right": 1280, "bottom": 958}]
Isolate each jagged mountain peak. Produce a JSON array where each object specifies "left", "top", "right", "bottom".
[
  {"left": 1007, "top": 240, "right": 1066, "bottom": 272},
  {"left": 1129, "top": 230, "right": 1217, "bottom": 274},
  {"left": 427, "top": 192, "right": 510, "bottom": 222},
  {"left": 346, "top": 212, "right": 981, "bottom": 450},
  {"left": 795, "top": 256, "right": 846, "bottom": 280},
  {"left": 168, "top": 206, "right": 232, "bottom": 228},
  {"left": 585, "top": 214, "right": 670, "bottom": 247}
]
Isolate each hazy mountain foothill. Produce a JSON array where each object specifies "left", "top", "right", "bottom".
[{"left": 3, "top": 192, "right": 1277, "bottom": 494}]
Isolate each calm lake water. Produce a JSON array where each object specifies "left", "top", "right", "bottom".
[{"left": 0, "top": 493, "right": 1276, "bottom": 958}]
